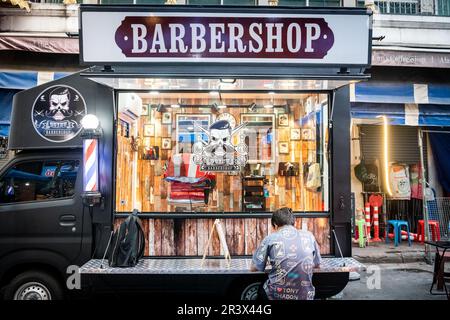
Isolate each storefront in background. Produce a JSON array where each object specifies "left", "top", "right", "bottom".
[{"left": 350, "top": 81, "right": 450, "bottom": 238}]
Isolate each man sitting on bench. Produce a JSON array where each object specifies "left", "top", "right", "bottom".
[{"left": 251, "top": 207, "right": 322, "bottom": 300}]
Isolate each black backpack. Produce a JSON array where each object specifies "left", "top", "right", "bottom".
[{"left": 108, "top": 209, "right": 145, "bottom": 267}]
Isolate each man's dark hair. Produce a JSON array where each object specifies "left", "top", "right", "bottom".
[{"left": 271, "top": 207, "right": 295, "bottom": 228}]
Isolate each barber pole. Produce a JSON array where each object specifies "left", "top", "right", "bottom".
[
  {"left": 83, "top": 138, "right": 99, "bottom": 192},
  {"left": 372, "top": 205, "right": 382, "bottom": 241},
  {"left": 365, "top": 202, "right": 371, "bottom": 241}
]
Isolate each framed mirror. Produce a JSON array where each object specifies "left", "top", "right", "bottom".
[{"left": 240, "top": 113, "right": 276, "bottom": 164}]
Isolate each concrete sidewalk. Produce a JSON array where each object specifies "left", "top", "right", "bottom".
[
  {"left": 352, "top": 242, "right": 427, "bottom": 264},
  {"left": 341, "top": 262, "right": 447, "bottom": 300}
]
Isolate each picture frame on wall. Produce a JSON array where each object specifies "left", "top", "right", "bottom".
[
  {"left": 290, "top": 128, "right": 301, "bottom": 140},
  {"left": 162, "top": 112, "right": 172, "bottom": 124},
  {"left": 277, "top": 113, "right": 289, "bottom": 127},
  {"left": 143, "top": 124, "right": 154, "bottom": 137},
  {"left": 176, "top": 114, "right": 211, "bottom": 154},
  {"left": 278, "top": 141, "right": 289, "bottom": 154},
  {"left": 301, "top": 128, "right": 314, "bottom": 140},
  {"left": 307, "top": 150, "right": 317, "bottom": 163},
  {"left": 240, "top": 113, "right": 276, "bottom": 163},
  {"left": 141, "top": 104, "right": 149, "bottom": 116},
  {"left": 162, "top": 137, "right": 172, "bottom": 150}
]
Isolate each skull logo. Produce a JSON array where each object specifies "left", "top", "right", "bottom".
[
  {"left": 194, "top": 120, "right": 247, "bottom": 166},
  {"left": 47, "top": 87, "right": 73, "bottom": 121}
]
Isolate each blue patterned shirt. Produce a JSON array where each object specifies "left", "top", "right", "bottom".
[{"left": 252, "top": 225, "right": 322, "bottom": 300}]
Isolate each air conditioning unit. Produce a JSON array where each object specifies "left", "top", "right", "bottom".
[{"left": 118, "top": 93, "right": 142, "bottom": 121}]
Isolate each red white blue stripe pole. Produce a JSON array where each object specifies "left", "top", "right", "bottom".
[
  {"left": 83, "top": 138, "right": 98, "bottom": 192},
  {"left": 80, "top": 114, "right": 101, "bottom": 197}
]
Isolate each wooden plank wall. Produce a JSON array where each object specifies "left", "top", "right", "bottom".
[{"left": 114, "top": 217, "right": 331, "bottom": 256}]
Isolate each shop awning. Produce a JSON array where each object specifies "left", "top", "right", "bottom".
[
  {"left": 0, "top": 71, "right": 70, "bottom": 136},
  {"left": 350, "top": 82, "right": 450, "bottom": 126},
  {"left": 0, "top": 34, "right": 79, "bottom": 54},
  {"left": 0, "top": 71, "right": 70, "bottom": 90}
]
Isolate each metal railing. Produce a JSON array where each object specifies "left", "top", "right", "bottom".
[
  {"left": 359, "top": 0, "right": 450, "bottom": 16},
  {"left": 427, "top": 197, "right": 450, "bottom": 241}
]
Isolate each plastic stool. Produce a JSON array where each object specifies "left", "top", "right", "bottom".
[
  {"left": 386, "top": 220, "right": 411, "bottom": 247},
  {"left": 417, "top": 220, "right": 441, "bottom": 243},
  {"left": 355, "top": 219, "right": 367, "bottom": 248}
]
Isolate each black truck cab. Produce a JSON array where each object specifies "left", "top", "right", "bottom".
[{"left": 0, "top": 149, "right": 89, "bottom": 299}]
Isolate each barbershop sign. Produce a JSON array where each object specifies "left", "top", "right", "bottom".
[{"left": 80, "top": 7, "right": 371, "bottom": 66}]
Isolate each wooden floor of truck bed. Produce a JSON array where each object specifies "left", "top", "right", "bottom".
[{"left": 79, "top": 257, "right": 365, "bottom": 275}]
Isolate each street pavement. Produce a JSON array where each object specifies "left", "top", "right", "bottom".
[
  {"left": 340, "top": 262, "right": 447, "bottom": 300},
  {"left": 352, "top": 241, "right": 427, "bottom": 264},
  {"left": 337, "top": 241, "right": 448, "bottom": 300}
]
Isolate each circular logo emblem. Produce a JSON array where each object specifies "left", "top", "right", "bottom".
[{"left": 31, "top": 85, "right": 86, "bottom": 143}]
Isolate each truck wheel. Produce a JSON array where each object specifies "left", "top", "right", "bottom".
[
  {"left": 229, "top": 281, "right": 262, "bottom": 300},
  {"left": 4, "top": 271, "right": 64, "bottom": 300}
]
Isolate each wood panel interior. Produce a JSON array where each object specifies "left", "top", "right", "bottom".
[{"left": 115, "top": 91, "right": 331, "bottom": 256}]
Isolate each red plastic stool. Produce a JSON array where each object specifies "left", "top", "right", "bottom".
[{"left": 418, "top": 220, "right": 441, "bottom": 243}]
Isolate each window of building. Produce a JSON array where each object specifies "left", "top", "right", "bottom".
[
  {"left": 100, "top": 0, "right": 134, "bottom": 4},
  {"left": 115, "top": 91, "right": 329, "bottom": 213},
  {"left": 436, "top": 0, "right": 450, "bottom": 16},
  {"left": 278, "top": 0, "right": 340, "bottom": 6},
  {"left": 187, "top": 0, "right": 256, "bottom": 5},
  {"left": 100, "top": 0, "right": 166, "bottom": 4},
  {"left": 278, "top": 0, "right": 307, "bottom": 5},
  {"left": 357, "top": 0, "right": 419, "bottom": 15},
  {"left": 0, "top": 160, "right": 79, "bottom": 204}
]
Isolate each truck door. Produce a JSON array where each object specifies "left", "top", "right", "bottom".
[{"left": 0, "top": 155, "right": 87, "bottom": 264}]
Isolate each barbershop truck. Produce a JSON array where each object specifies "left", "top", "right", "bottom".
[{"left": 0, "top": 5, "right": 369, "bottom": 300}]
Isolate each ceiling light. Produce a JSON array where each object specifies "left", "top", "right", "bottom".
[
  {"left": 171, "top": 104, "right": 180, "bottom": 108},
  {"left": 268, "top": 91, "right": 275, "bottom": 95},
  {"left": 220, "top": 79, "right": 236, "bottom": 84},
  {"left": 149, "top": 91, "right": 159, "bottom": 95},
  {"left": 248, "top": 102, "right": 257, "bottom": 111},
  {"left": 209, "top": 91, "right": 219, "bottom": 95},
  {"left": 264, "top": 104, "right": 274, "bottom": 109},
  {"left": 218, "top": 104, "right": 227, "bottom": 109}
]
